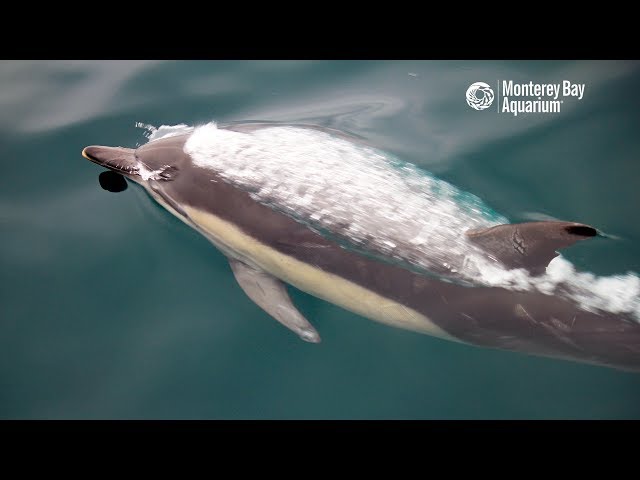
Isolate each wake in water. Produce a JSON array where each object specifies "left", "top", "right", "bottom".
[{"left": 136, "top": 121, "right": 640, "bottom": 322}]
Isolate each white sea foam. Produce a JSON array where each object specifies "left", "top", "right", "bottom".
[
  {"left": 141, "top": 121, "right": 640, "bottom": 321},
  {"left": 470, "top": 256, "right": 640, "bottom": 319}
]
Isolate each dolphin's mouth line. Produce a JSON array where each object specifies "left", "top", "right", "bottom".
[{"left": 82, "top": 147, "right": 140, "bottom": 176}]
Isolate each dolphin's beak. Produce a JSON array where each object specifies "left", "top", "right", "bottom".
[{"left": 82, "top": 146, "right": 139, "bottom": 176}]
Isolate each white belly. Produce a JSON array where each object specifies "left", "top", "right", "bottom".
[{"left": 181, "top": 204, "right": 458, "bottom": 342}]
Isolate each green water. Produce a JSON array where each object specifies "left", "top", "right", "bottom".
[{"left": 1, "top": 60, "right": 639, "bottom": 419}]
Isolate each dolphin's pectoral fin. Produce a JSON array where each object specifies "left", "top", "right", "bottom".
[
  {"left": 466, "top": 221, "right": 598, "bottom": 275},
  {"left": 228, "top": 259, "right": 321, "bottom": 343}
]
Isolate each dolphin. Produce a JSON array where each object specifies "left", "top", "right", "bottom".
[{"left": 82, "top": 122, "right": 640, "bottom": 371}]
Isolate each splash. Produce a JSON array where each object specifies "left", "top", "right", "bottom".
[
  {"left": 136, "top": 121, "right": 193, "bottom": 144},
  {"left": 142, "top": 121, "right": 640, "bottom": 321}
]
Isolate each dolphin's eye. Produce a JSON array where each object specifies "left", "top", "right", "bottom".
[{"left": 158, "top": 165, "right": 179, "bottom": 180}]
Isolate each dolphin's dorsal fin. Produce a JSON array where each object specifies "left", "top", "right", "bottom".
[
  {"left": 228, "top": 259, "right": 321, "bottom": 343},
  {"left": 466, "top": 221, "right": 597, "bottom": 275}
]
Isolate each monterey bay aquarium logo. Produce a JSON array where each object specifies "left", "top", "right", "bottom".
[
  {"left": 466, "top": 82, "right": 495, "bottom": 110},
  {"left": 466, "top": 80, "right": 586, "bottom": 116}
]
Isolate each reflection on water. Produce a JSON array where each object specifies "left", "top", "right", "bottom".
[
  {"left": 1, "top": 60, "right": 640, "bottom": 419},
  {"left": 0, "top": 61, "right": 162, "bottom": 133}
]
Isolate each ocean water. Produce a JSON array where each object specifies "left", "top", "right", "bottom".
[{"left": 1, "top": 60, "right": 639, "bottom": 419}]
